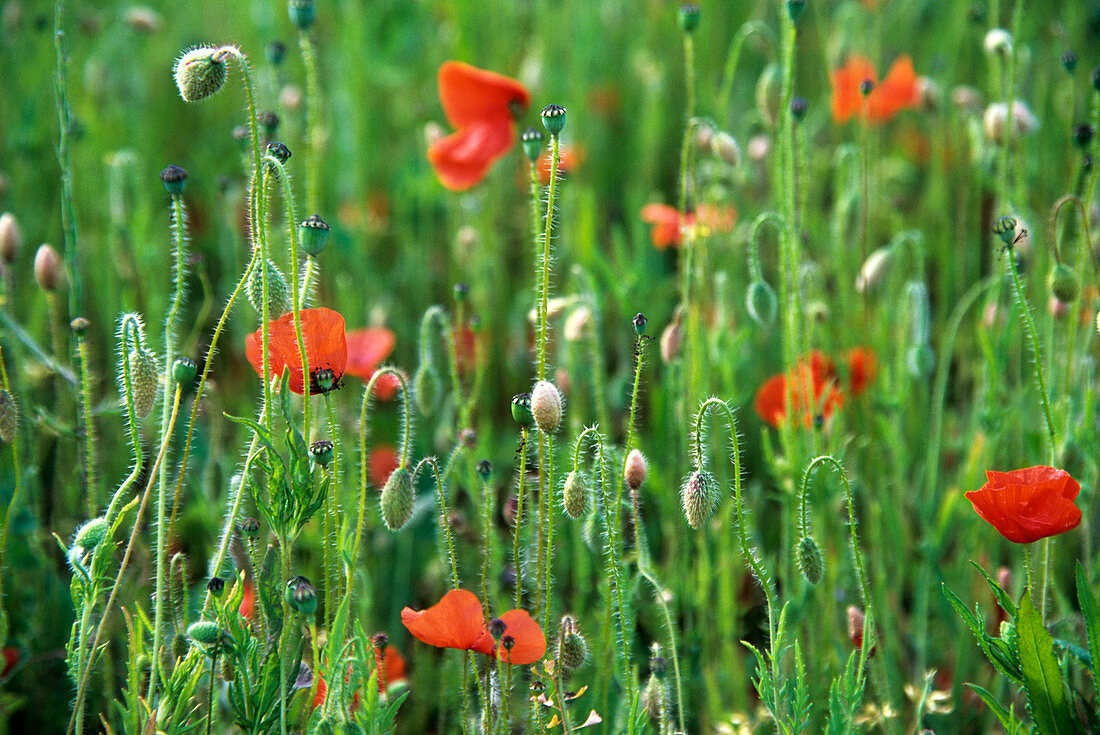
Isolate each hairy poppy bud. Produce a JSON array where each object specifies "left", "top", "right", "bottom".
[
  {"left": 34, "top": 244, "right": 62, "bottom": 292},
  {"left": 541, "top": 105, "right": 566, "bottom": 136},
  {"left": 174, "top": 45, "right": 232, "bottom": 103},
  {"left": 298, "top": 215, "right": 330, "bottom": 257},
  {"left": 1061, "top": 50, "right": 1078, "bottom": 73},
  {"left": 677, "top": 4, "right": 700, "bottom": 33},
  {"left": 642, "top": 675, "right": 664, "bottom": 721},
  {"left": 288, "top": 0, "right": 316, "bottom": 30},
  {"left": 266, "top": 40, "right": 286, "bottom": 66},
  {"left": 756, "top": 64, "right": 782, "bottom": 128},
  {"left": 286, "top": 575, "right": 317, "bottom": 616},
  {"left": 0, "top": 390, "right": 18, "bottom": 443},
  {"left": 187, "top": 620, "right": 222, "bottom": 647},
  {"left": 0, "top": 213, "right": 22, "bottom": 264},
  {"left": 128, "top": 347, "right": 160, "bottom": 419},
  {"left": 246, "top": 259, "right": 293, "bottom": 317},
  {"left": 746, "top": 279, "right": 778, "bottom": 328},
  {"left": 632, "top": 313, "right": 648, "bottom": 337},
  {"left": 71, "top": 317, "right": 89, "bottom": 335},
  {"left": 73, "top": 517, "right": 109, "bottom": 552},
  {"left": 310, "top": 440, "right": 334, "bottom": 466},
  {"left": 381, "top": 467, "right": 415, "bottom": 530},
  {"left": 983, "top": 28, "right": 1012, "bottom": 57},
  {"left": 172, "top": 357, "right": 197, "bottom": 386},
  {"left": 562, "top": 471, "right": 589, "bottom": 519},
  {"left": 159, "top": 164, "right": 187, "bottom": 196},
  {"left": 564, "top": 305, "right": 591, "bottom": 342},
  {"left": 856, "top": 247, "right": 892, "bottom": 293},
  {"left": 207, "top": 577, "right": 225, "bottom": 598},
  {"left": 413, "top": 365, "right": 439, "bottom": 416},
  {"left": 624, "top": 449, "right": 647, "bottom": 491},
  {"left": 556, "top": 615, "right": 588, "bottom": 671},
  {"left": 796, "top": 536, "right": 824, "bottom": 585},
  {"left": 521, "top": 127, "right": 543, "bottom": 164},
  {"left": 489, "top": 617, "right": 507, "bottom": 640},
  {"left": 240, "top": 517, "right": 261, "bottom": 538},
  {"left": 511, "top": 393, "right": 534, "bottom": 428},
  {"left": 681, "top": 470, "right": 720, "bottom": 529},
  {"left": 531, "top": 380, "right": 563, "bottom": 433},
  {"left": 1048, "top": 263, "right": 1080, "bottom": 303},
  {"left": 790, "top": 96, "right": 808, "bottom": 121}
]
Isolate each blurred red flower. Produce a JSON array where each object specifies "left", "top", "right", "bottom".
[
  {"left": 428, "top": 62, "right": 531, "bottom": 191},
  {"left": 831, "top": 54, "right": 919, "bottom": 124},
  {"left": 965, "top": 467, "right": 1082, "bottom": 544},
  {"left": 245, "top": 307, "right": 347, "bottom": 395},
  {"left": 368, "top": 443, "right": 400, "bottom": 488},
  {"left": 238, "top": 580, "right": 256, "bottom": 621},
  {"left": 537, "top": 143, "right": 585, "bottom": 185},
  {"left": 847, "top": 347, "right": 877, "bottom": 396},
  {"left": 754, "top": 351, "right": 844, "bottom": 428},
  {"left": 345, "top": 327, "right": 400, "bottom": 400},
  {"left": 401, "top": 589, "right": 545, "bottom": 665},
  {"left": 312, "top": 645, "right": 407, "bottom": 709},
  {"left": 640, "top": 203, "right": 736, "bottom": 249}
]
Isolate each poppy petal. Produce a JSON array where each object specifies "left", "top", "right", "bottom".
[
  {"left": 437, "top": 61, "right": 530, "bottom": 129},
  {"left": 345, "top": 328, "right": 396, "bottom": 379},
  {"left": 831, "top": 54, "right": 878, "bottom": 124},
  {"left": 966, "top": 466, "right": 1082, "bottom": 543},
  {"left": 401, "top": 589, "right": 489, "bottom": 652},
  {"left": 870, "top": 55, "right": 919, "bottom": 121},
  {"left": 494, "top": 609, "right": 546, "bottom": 665},
  {"left": 429, "top": 120, "right": 517, "bottom": 191}
]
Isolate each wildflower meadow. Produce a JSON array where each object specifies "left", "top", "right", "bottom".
[{"left": 2, "top": 0, "right": 1100, "bottom": 733}]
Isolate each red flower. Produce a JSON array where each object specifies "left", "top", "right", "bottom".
[
  {"left": 1, "top": 647, "right": 18, "bottom": 678},
  {"left": 401, "top": 589, "right": 545, "bottom": 665},
  {"left": 536, "top": 143, "right": 585, "bottom": 185},
  {"left": 847, "top": 347, "right": 877, "bottom": 396},
  {"left": 345, "top": 327, "right": 400, "bottom": 400},
  {"left": 245, "top": 307, "right": 347, "bottom": 395},
  {"left": 831, "top": 54, "right": 919, "bottom": 124},
  {"left": 238, "top": 581, "right": 256, "bottom": 621},
  {"left": 754, "top": 351, "right": 844, "bottom": 428},
  {"left": 965, "top": 467, "right": 1082, "bottom": 544},
  {"left": 640, "top": 203, "right": 736, "bottom": 249},
  {"left": 313, "top": 645, "right": 407, "bottom": 709},
  {"left": 428, "top": 62, "right": 531, "bottom": 191},
  {"left": 368, "top": 443, "right": 400, "bottom": 488}
]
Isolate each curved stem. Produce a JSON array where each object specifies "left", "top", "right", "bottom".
[
  {"left": 105, "top": 315, "right": 145, "bottom": 523},
  {"left": 716, "top": 21, "right": 776, "bottom": 125}
]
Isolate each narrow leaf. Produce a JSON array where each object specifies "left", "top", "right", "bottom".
[
  {"left": 1017, "top": 591, "right": 1075, "bottom": 735},
  {"left": 967, "top": 683, "right": 1024, "bottom": 731},
  {"left": 1075, "top": 561, "right": 1100, "bottom": 689},
  {"left": 972, "top": 560, "right": 1018, "bottom": 619}
]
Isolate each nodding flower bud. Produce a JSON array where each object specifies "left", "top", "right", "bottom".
[
  {"left": 521, "top": 127, "right": 544, "bottom": 164},
  {"left": 288, "top": 0, "right": 316, "bottom": 30},
  {"left": 1048, "top": 263, "right": 1080, "bottom": 303},
  {"left": 174, "top": 45, "right": 232, "bottom": 103},
  {"left": 983, "top": 28, "right": 1013, "bottom": 57},
  {"left": 187, "top": 620, "right": 222, "bottom": 647},
  {"left": 258, "top": 110, "right": 280, "bottom": 138},
  {"left": 0, "top": 212, "right": 21, "bottom": 264},
  {"left": 790, "top": 96, "right": 808, "bottom": 121},
  {"left": 240, "top": 517, "right": 261, "bottom": 538},
  {"left": 562, "top": 471, "right": 589, "bottom": 520},
  {"left": 207, "top": 577, "right": 225, "bottom": 597},
  {"left": 73, "top": 517, "right": 109, "bottom": 552},
  {"left": 127, "top": 347, "right": 160, "bottom": 419},
  {"left": 556, "top": 615, "right": 588, "bottom": 671},
  {"left": 856, "top": 247, "right": 892, "bottom": 293},
  {"left": 711, "top": 130, "right": 742, "bottom": 167},
  {"left": 246, "top": 258, "right": 293, "bottom": 317},
  {"left": 489, "top": 617, "right": 507, "bottom": 640},
  {"left": 632, "top": 313, "right": 648, "bottom": 337},
  {"left": 796, "top": 536, "right": 824, "bottom": 585},
  {"left": 992, "top": 215, "right": 1018, "bottom": 247},
  {"left": 1061, "top": 50, "right": 1078, "bottom": 74},
  {"left": 660, "top": 309, "right": 684, "bottom": 364},
  {"left": 511, "top": 393, "right": 534, "bottom": 428},
  {"left": 159, "top": 164, "right": 187, "bottom": 196},
  {"left": 298, "top": 214, "right": 330, "bottom": 257},
  {"left": 906, "top": 342, "right": 935, "bottom": 380},
  {"left": 286, "top": 575, "right": 317, "bottom": 616},
  {"left": 0, "top": 390, "right": 18, "bottom": 443},
  {"left": 681, "top": 470, "right": 720, "bottom": 529},
  {"left": 746, "top": 279, "right": 778, "bottom": 329},
  {"left": 531, "top": 380, "right": 563, "bottom": 434},
  {"left": 540, "top": 105, "right": 567, "bottom": 136},
  {"left": 380, "top": 466, "right": 415, "bottom": 531},
  {"left": 171, "top": 357, "right": 198, "bottom": 386},
  {"left": 677, "top": 4, "right": 701, "bottom": 33},
  {"left": 266, "top": 40, "right": 286, "bottom": 66},
  {"left": 34, "top": 244, "right": 62, "bottom": 292},
  {"left": 624, "top": 449, "right": 647, "bottom": 491},
  {"left": 786, "top": 0, "right": 806, "bottom": 23},
  {"left": 71, "top": 317, "right": 89, "bottom": 335},
  {"left": 310, "top": 440, "right": 334, "bottom": 467},
  {"left": 413, "top": 365, "right": 440, "bottom": 416},
  {"left": 847, "top": 606, "right": 867, "bottom": 649},
  {"left": 642, "top": 676, "right": 663, "bottom": 721},
  {"left": 266, "top": 141, "right": 292, "bottom": 164}
]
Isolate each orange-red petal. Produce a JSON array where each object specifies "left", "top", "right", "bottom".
[
  {"left": 437, "top": 61, "right": 530, "bottom": 130},
  {"left": 494, "top": 609, "right": 546, "bottom": 665},
  {"left": 238, "top": 581, "right": 256, "bottom": 621},
  {"left": 345, "top": 327, "right": 399, "bottom": 398},
  {"left": 368, "top": 444, "right": 400, "bottom": 488},
  {"left": 965, "top": 466, "right": 1082, "bottom": 543},
  {"left": 429, "top": 120, "right": 517, "bottom": 191},
  {"left": 246, "top": 308, "right": 347, "bottom": 395},
  {"left": 869, "top": 55, "right": 919, "bottom": 122},
  {"left": 831, "top": 54, "right": 878, "bottom": 124},
  {"left": 641, "top": 203, "right": 687, "bottom": 249},
  {"left": 847, "top": 347, "right": 877, "bottom": 396},
  {"left": 401, "top": 589, "right": 492, "bottom": 653}
]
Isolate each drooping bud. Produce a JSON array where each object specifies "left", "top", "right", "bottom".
[
  {"left": 34, "top": 244, "right": 62, "bottom": 292},
  {"left": 540, "top": 105, "right": 567, "bottom": 137},
  {"left": 172, "top": 357, "right": 197, "bottom": 386},
  {"left": 521, "top": 128, "right": 543, "bottom": 164},
  {"left": 380, "top": 466, "right": 415, "bottom": 530},
  {"left": 127, "top": 347, "right": 160, "bottom": 419},
  {"left": 71, "top": 317, "right": 89, "bottom": 335},
  {"left": 169, "top": 552, "right": 189, "bottom": 628},
  {"left": 564, "top": 305, "right": 591, "bottom": 342},
  {"left": 73, "top": 517, "right": 109, "bottom": 552},
  {"left": 847, "top": 606, "right": 867, "bottom": 649},
  {"left": 641, "top": 675, "right": 664, "bottom": 721},
  {"left": 746, "top": 279, "right": 778, "bottom": 328},
  {"left": 660, "top": 309, "right": 683, "bottom": 364},
  {"left": 562, "top": 471, "right": 589, "bottom": 520},
  {"left": 855, "top": 247, "right": 892, "bottom": 293},
  {"left": 476, "top": 459, "right": 493, "bottom": 480},
  {"left": 531, "top": 380, "right": 563, "bottom": 433},
  {"left": 906, "top": 343, "right": 935, "bottom": 379},
  {"left": 510, "top": 393, "right": 534, "bottom": 428},
  {"left": 681, "top": 470, "right": 720, "bottom": 529},
  {"left": 174, "top": 46, "right": 232, "bottom": 103},
  {"left": 246, "top": 259, "right": 293, "bottom": 317},
  {"left": 159, "top": 164, "right": 187, "bottom": 196},
  {"left": 0, "top": 390, "right": 18, "bottom": 443},
  {"left": 0, "top": 213, "right": 22, "bottom": 264},
  {"left": 624, "top": 449, "right": 647, "bottom": 491},
  {"left": 266, "top": 41, "right": 286, "bottom": 66},
  {"left": 413, "top": 365, "right": 439, "bottom": 416},
  {"left": 286, "top": 575, "right": 317, "bottom": 616},
  {"left": 1048, "top": 263, "right": 1080, "bottom": 303},
  {"left": 187, "top": 620, "right": 222, "bottom": 647},
  {"left": 298, "top": 215, "right": 330, "bottom": 257},
  {"left": 556, "top": 615, "right": 588, "bottom": 671},
  {"left": 266, "top": 141, "right": 292, "bottom": 165},
  {"left": 756, "top": 63, "right": 782, "bottom": 128},
  {"left": 677, "top": 4, "right": 700, "bottom": 33},
  {"left": 796, "top": 536, "right": 824, "bottom": 585}
]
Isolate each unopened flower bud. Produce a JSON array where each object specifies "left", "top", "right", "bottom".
[
  {"left": 34, "top": 244, "right": 62, "bottom": 292},
  {"left": 1061, "top": 50, "right": 1078, "bottom": 74},
  {"left": 71, "top": 317, "right": 89, "bottom": 335},
  {"left": 756, "top": 64, "right": 782, "bottom": 128},
  {"left": 796, "top": 536, "right": 824, "bottom": 585},
  {"left": 556, "top": 615, "right": 588, "bottom": 671},
  {"left": 847, "top": 606, "right": 867, "bottom": 649},
  {"left": 906, "top": 342, "right": 935, "bottom": 379},
  {"left": 624, "top": 449, "right": 647, "bottom": 490},
  {"left": 540, "top": 105, "right": 566, "bottom": 136},
  {"left": 563, "top": 305, "right": 591, "bottom": 342},
  {"left": 856, "top": 247, "right": 892, "bottom": 293},
  {"left": 983, "top": 102, "right": 1038, "bottom": 145},
  {"left": 681, "top": 470, "right": 720, "bottom": 529},
  {"left": 258, "top": 110, "right": 280, "bottom": 139},
  {"left": 266, "top": 40, "right": 286, "bottom": 66},
  {"left": 746, "top": 279, "right": 778, "bottom": 328},
  {"left": 562, "top": 471, "right": 589, "bottom": 519},
  {"left": 983, "top": 28, "right": 1012, "bottom": 57},
  {"left": 288, "top": 0, "right": 316, "bottom": 30},
  {"left": 1049, "top": 263, "right": 1080, "bottom": 302},
  {"left": 246, "top": 259, "right": 293, "bottom": 317},
  {"left": 660, "top": 310, "right": 683, "bottom": 364},
  {"left": 286, "top": 575, "right": 317, "bottom": 616},
  {"left": 380, "top": 466, "right": 414, "bottom": 530},
  {"left": 790, "top": 96, "right": 808, "bottom": 121},
  {"left": 476, "top": 459, "right": 493, "bottom": 480},
  {"left": 632, "top": 313, "right": 648, "bottom": 337},
  {"left": 159, "top": 164, "right": 187, "bottom": 196},
  {"left": 187, "top": 620, "right": 222, "bottom": 647},
  {"left": 489, "top": 617, "right": 507, "bottom": 639},
  {"left": 992, "top": 215, "right": 1018, "bottom": 246},
  {"left": 73, "top": 517, "right": 109, "bottom": 551},
  {"left": 127, "top": 347, "right": 160, "bottom": 419},
  {"left": 0, "top": 213, "right": 22, "bottom": 264},
  {"left": 677, "top": 4, "right": 700, "bottom": 33},
  {"left": 298, "top": 214, "right": 330, "bottom": 257},
  {"left": 711, "top": 130, "right": 741, "bottom": 166},
  {"left": 0, "top": 390, "right": 18, "bottom": 443},
  {"left": 266, "top": 141, "right": 291, "bottom": 164},
  {"left": 531, "top": 380, "right": 563, "bottom": 433},
  {"left": 174, "top": 45, "right": 232, "bottom": 103},
  {"left": 521, "top": 128, "right": 543, "bottom": 164}
]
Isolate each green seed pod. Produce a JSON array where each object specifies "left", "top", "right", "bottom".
[
  {"left": 73, "top": 517, "right": 109, "bottom": 551},
  {"left": 381, "top": 467, "right": 415, "bottom": 530},
  {"left": 286, "top": 575, "right": 317, "bottom": 616},
  {"left": 159, "top": 164, "right": 188, "bottom": 196},
  {"left": 171, "top": 633, "right": 190, "bottom": 662},
  {"left": 246, "top": 258, "right": 293, "bottom": 317},
  {"left": 746, "top": 279, "right": 778, "bottom": 329},
  {"left": 796, "top": 536, "right": 824, "bottom": 585},
  {"left": 240, "top": 517, "right": 261, "bottom": 539},
  {"left": 632, "top": 312, "right": 648, "bottom": 337},
  {"left": 786, "top": 0, "right": 806, "bottom": 22},
  {"left": 541, "top": 105, "right": 567, "bottom": 136},
  {"left": 906, "top": 342, "right": 935, "bottom": 380},
  {"left": 0, "top": 389, "right": 18, "bottom": 443},
  {"left": 288, "top": 0, "right": 316, "bottom": 30},
  {"left": 756, "top": 63, "right": 782, "bottom": 128},
  {"left": 174, "top": 46, "right": 231, "bottom": 103},
  {"left": 128, "top": 347, "right": 160, "bottom": 419},
  {"left": 298, "top": 214, "right": 330, "bottom": 257},
  {"left": 677, "top": 4, "right": 700, "bottom": 33},
  {"left": 172, "top": 357, "right": 198, "bottom": 386},
  {"left": 562, "top": 471, "right": 589, "bottom": 520},
  {"left": 556, "top": 615, "right": 588, "bottom": 671},
  {"left": 521, "top": 127, "right": 543, "bottom": 164},
  {"left": 992, "top": 215, "right": 1017, "bottom": 247},
  {"left": 511, "top": 393, "right": 534, "bottom": 428},
  {"left": 1048, "top": 263, "right": 1081, "bottom": 303},
  {"left": 681, "top": 470, "right": 720, "bottom": 529},
  {"left": 310, "top": 440, "right": 334, "bottom": 467},
  {"left": 187, "top": 620, "right": 222, "bottom": 647},
  {"left": 413, "top": 365, "right": 439, "bottom": 416},
  {"left": 220, "top": 654, "right": 236, "bottom": 682},
  {"left": 531, "top": 380, "right": 563, "bottom": 434}
]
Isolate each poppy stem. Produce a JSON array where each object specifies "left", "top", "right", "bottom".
[
  {"left": 717, "top": 21, "right": 776, "bottom": 128},
  {"left": 75, "top": 328, "right": 98, "bottom": 514},
  {"left": 298, "top": 29, "right": 323, "bottom": 217},
  {"left": 0, "top": 352, "right": 20, "bottom": 650},
  {"left": 514, "top": 427, "right": 529, "bottom": 610},
  {"left": 417, "top": 456, "right": 460, "bottom": 589},
  {"left": 1039, "top": 537, "right": 1052, "bottom": 624},
  {"left": 205, "top": 649, "right": 217, "bottom": 735},
  {"left": 322, "top": 393, "right": 341, "bottom": 626}
]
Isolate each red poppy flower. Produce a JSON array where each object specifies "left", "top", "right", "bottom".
[
  {"left": 831, "top": 54, "right": 919, "bottom": 124},
  {"left": 345, "top": 327, "right": 400, "bottom": 400},
  {"left": 238, "top": 581, "right": 256, "bottom": 621},
  {"left": 640, "top": 203, "right": 736, "bottom": 249},
  {"left": 368, "top": 443, "right": 400, "bottom": 488},
  {"left": 313, "top": 645, "right": 407, "bottom": 709},
  {"left": 754, "top": 351, "right": 844, "bottom": 428},
  {"left": 428, "top": 61, "right": 531, "bottom": 191},
  {"left": 1, "top": 647, "right": 18, "bottom": 678},
  {"left": 847, "top": 347, "right": 877, "bottom": 396},
  {"left": 245, "top": 307, "right": 347, "bottom": 395},
  {"left": 401, "top": 589, "right": 545, "bottom": 665},
  {"left": 964, "top": 466, "right": 1082, "bottom": 544},
  {"left": 537, "top": 143, "right": 585, "bottom": 185}
]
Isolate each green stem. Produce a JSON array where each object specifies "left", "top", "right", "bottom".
[
  {"left": 298, "top": 31, "right": 323, "bottom": 216},
  {"left": 76, "top": 333, "right": 98, "bottom": 512},
  {"left": 716, "top": 21, "right": 776, "bottom": 126},
  {"left": 514, "top": 427, "right": 528, "bottom": 610},
  {"left": 54, "top": 0, "right": 81, "bottom": 316},
  {"left": 322, "top": 393, "right": 340, "bottom": 627},
  {"left": 418, "top": 456, "right": 461, "bottom": 589}
]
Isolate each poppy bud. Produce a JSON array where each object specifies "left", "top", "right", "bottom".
[
  {"left": 380, "top": 467, "right": 415, "bottom": 530},
  {"left": 786, "top": 0, "right": 806, "bottom": 22},
  {"left": 531, "top": 380, "right": 563, "bottom": 434},
  {"left": 476, "top": 459, "right": 493, "bottom": 480},
  {"left": 287, "top": 575, "right": 317, "bottom": 616},
  {"left": 562, "top": 471, "right": 589, "bottom": 520},
  {"left": 296, "top": 214, "right": 330, "bottom": 258},
  {"left": 160, "top": 164, "right": 187, "bottom": 196},
  {"left": 790, "top": 96, "right": 808, "bottom": 121},
  {"left": 73, "top": 517, "right": 109, "bottom": 552},
  {"left": 1061, "top": 50, "right": 1078, "bottom": 73},
  {"left": 756, "top": 64, "right": 782, "bottom": 128},
  {"left": 207, "top": 576, "right": 225, "bottom": 597},
  {"left": 0, "top": 390, "right": 18, "bottom": 443},
  {"left": 681, "top": 470, "right": 719, "bottom": 529},
  {"left": 677, "top": 4, "right": 700, "bottom": 33},
  {"left": 660, "top": 312, "right": 683, "bottom": 364},
  {"left": 624, "top": 449, "right": 647, "bottom": 491},
  {"left": 240, "top": 517, "right": 261, "bottom": 538},
  {"left": 746, "top": 279, "right": 778, "bottom": 328},
  {"left": 71, "top": 317, "right": 89, "bottom": 335},
  {"left": 521, "top": 127, "right": 543, "bottom": 164},
  {"left": 0, "top": 213, "right": 21, "bottom": 264},
  {"left": 266, "top": 40, "right": 286, "bottom": 66},
  {"left": 310, "top": 440, "right": 334, "bottom": 466},
  {"left": 34, "top": 244, "right": 62, "bottom": 292},
  {"left": 847, "top": 605, "right": 867, "bottom": 649},
  {"left": 187, "top": 620, "right": 222, "bottom": 647},
  {"left": 906, "top": 342, "right": 935, "bottom": 379},
  {"left": 796, "top": 536, "right": 824, "bottom": 585},
  {"left": 710, "top": 131, "right": 741, "bottom": 168},
  {"left": 1048, "top": 263, "right": 1080, "bottom": 302},
  {"left": 632, "top": 313, "right": 648, "bottom": 337},
  {"left": 983, "top": 102, "right": 1038, "bottom": 145},
  {"left": 992, "top": 215, "right": 1017, "bottom": 247},
  {"left": 288, "top": 0, "right": 316, "bottom": 30},
  {"left": 556, "top": 615, "right": 588, "bottom": 671},
  {"left": 641, "top": 676, "right": 664, "bottom": 721},
  {"left": 174, "top": 45, "right": 232, "bottom": 103},
  {"left": 564, "top": 305, "right": 591, "bottom": 342},
  {"left": 128, "top": 347, "right": 160, "bottom": 419},
  {"left": 540, "top": 105, "right": 566, "bottom": 137},
  {"left": 172, "top": 357, "right": 197, "bottom": 386},
  {"left": 511, "top": 393, "right": 534, "bottom": 428},
  {"left": 266, "top": 141, "right": 292, "bottom": 164},
  {"left": 983, "top": 28, "right": 1012, "bottom": 57},
  {"left": 489, "top": 617, "right": 507, "bottom": 640},
  {"left": 246, "top": 259, "right": 293, "bottom": 317},
  {"left": 1074, "top": 124, "right": 1095, "bottom": 149},
  {"left": 221, "top": 655, "right": 236, "bottom": 682}
]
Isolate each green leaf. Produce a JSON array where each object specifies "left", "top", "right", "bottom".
[
  {"left": 1017, "top": 591, "right": 1076, "bottom": 735},
  {"left": 1075, "top": 561, "right": 1100, "bottom": 691},
  {"left": 968, "top": 683, "right": 1024, "bottom": 731},
  {"left": 973, "top": 560, "right": 1018, "bottom": 619},
  {"left": 224, "top": 413, "right": 287, "bottom": 472}
]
